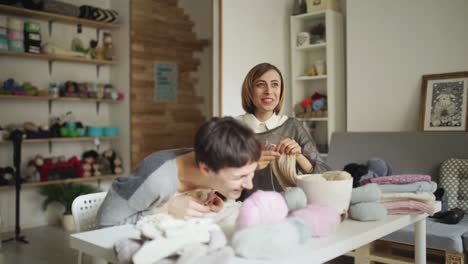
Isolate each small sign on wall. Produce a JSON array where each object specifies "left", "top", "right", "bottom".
[{"left": 154, "top": 61, "right": 178, "bottom": 101}]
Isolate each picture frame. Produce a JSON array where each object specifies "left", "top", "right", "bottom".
[{"left": 420, "top": 71, "right": 468, "bottom": 131}]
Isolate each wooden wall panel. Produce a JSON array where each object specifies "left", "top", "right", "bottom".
[{"left": 130, "top": 0, "right": 209, "bottom": 167}]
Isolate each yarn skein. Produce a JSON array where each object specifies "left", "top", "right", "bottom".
[
  {"left": 281, "top": 187, "right": 308, "bottom": 212},
  {"left": 271, "top": 154, "right": 297, "bottom": 189},
  {"left": 289, "top": 204, "right": 341, "bottom": 237},
  {"left": 235, "top": 190, "right": 289, "bottom": 231}
]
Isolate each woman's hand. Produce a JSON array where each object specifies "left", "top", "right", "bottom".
[
  {"left": 275, "top": 138, "right": 301, "bottom": 155},
  {"left": 167, "top": 194, "right": 210, "bottom": 220},
  {"left": 205, "top": 192, "right": 224, "bottom": 213}
]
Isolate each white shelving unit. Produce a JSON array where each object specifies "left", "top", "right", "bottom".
[{"left": 290, "top": 10, "right": 345, "bottom": 154}]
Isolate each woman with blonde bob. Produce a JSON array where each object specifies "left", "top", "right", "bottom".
[{"left": 237, "top": 62, "right": 328, "bottom": 198}]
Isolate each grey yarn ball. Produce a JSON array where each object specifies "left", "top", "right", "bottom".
[
  {"left": 282, "top": 187, "right": 307, "bottom": 211},
  {"left": 367, "top": 158, "right": 391, "bottom": 176}
]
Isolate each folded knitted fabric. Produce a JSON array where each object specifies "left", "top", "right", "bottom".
[
  {"left": 350, "top": 183, "right": 381, "bottom": 204},
  {"left": 115, "top": 238, "right": 143, "bottom": 264},
  {"left": 381, "top": 200, "right": 436, "bottom": 215},
  {"left": 349, "top": 202, "right": 387, "bottom": 221},
  {"left": 177, "top": 245, "right": 234, "bottom": 264},
  {"left": 231, "top": 218, "right": 311, "bottom": 260},
  {"left": 378, "top": 181, "right": 437, "bottom": 193},
  {"left": 361, "top": 174, "right": 431, "bottom": 186},
  {"left": 380, "top": 192, "right": 436, "bottom": 202}
]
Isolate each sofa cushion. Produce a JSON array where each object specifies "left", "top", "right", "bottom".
[
  {"left": 439, "top": 158, "right": 468, "bottom": 211},
  {"left": 382, "top": 217, "right": 468, "bottom": 252}
]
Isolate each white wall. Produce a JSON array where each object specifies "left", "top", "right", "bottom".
[
  {"left": 347, "top": 0, "right": 468, "bottom": 131},
  {"left": 179, "top": 0, "right": 213, "bottom": 119},
  {"left": 0, "top": 0, "right": 129, "bottom": 232},
  {"left": 220, "top": 0, "right": 294, "bottom": 117}
]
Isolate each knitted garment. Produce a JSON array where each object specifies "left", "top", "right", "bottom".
[
  {"left": 381, "top": 200, "right": 436, "bottom": 215},
  {"left": 238, "top": 118, "right": 328, "bottom": 198},
  {"left": 360, "top": 174, "right": 431, "bottom": 185},
  {"left": 380, "top": 192, "right": 436, "bottom": 202},
  {"left": 97, "top": 148, "right": 190, "bottom": 227},
  {"left": 378, "top": 181, "right": 437, "bottom": 193}
]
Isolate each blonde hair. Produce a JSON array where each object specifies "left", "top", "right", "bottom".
[{"left": 241, "top": 63, "right": 285, "bottom": 114}]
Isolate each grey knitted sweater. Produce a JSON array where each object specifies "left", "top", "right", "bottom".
[
  {"left": 96, "top": 148, "right": 191, "bottom": 227},
  {"left": 241, "top": 118, "right": 328, "bottom": 198}
]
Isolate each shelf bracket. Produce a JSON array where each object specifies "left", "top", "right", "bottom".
[
  {"left": 48, "top": 100, "right": 52, "bottom": 114},
  {"left": 96, "top": 102, "right": 101, "bottom": 115},
  {"left": 48, "top": 141, "right": 52, "bottom": 154},
  {"left": 96, "top": 65, "right": 101, "bottom": 79},
  {"left": 96, "top": 28, "right": 101, "bottom": 40}
]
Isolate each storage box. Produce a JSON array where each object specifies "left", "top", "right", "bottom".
[
  {"left": 0, "top": 37, "right": 7, "bottom": 51},
  {"left": 8, "top": 40, "right": 24, "bottom": 52},
  {"left": 306, "top": 0, "right": 340, "bottom": 13}
]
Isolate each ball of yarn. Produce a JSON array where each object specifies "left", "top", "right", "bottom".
[
  {"left": 367, "top": 158, "right": 390, "bottom": 176},
  {"left": 289, "top": 204, "right": 341, "bottom": 237},
  {"left": 343, "top": 163, "right": 368, "bottom": 187},
  {"left": 282, "top": 187, "right": 307, "bottom": 212},
  {"left": 235, "top": 190, "right": 288, "bottom": 231}
]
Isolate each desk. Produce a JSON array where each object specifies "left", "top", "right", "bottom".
[{"left": 70, "top": 214, "right": 427, "bottom": 264}]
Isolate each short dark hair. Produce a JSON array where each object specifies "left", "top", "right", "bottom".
[
  {"left": 194, "top": 117, "right": 261, "bottom": 172},
  {"left": 241, "top": 62, "right": 285, "bottom": 114}
]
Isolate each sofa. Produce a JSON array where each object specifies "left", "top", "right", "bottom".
[{"left": 327, "top": 131, "right": 468, "bottom": 264}]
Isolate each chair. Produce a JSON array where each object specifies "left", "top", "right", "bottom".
[{"left": 71, "top": 191, "right": 107, "bottom": 264}]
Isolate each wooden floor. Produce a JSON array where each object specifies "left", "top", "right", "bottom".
[{"left": 0, "top": 225, "right": 95, "bottom": 264}]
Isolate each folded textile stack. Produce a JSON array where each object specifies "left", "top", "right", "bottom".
[{"left": 364, "top": 174, "right": 438, "bottom": 216}]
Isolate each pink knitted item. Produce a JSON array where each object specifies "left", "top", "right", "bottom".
[
  {"left": 360, "top": 174, "right": 431, "bottom": 185},
  {"left": 235, "top": 190, "right": 289, "bottom": 231},
  {"left": 289, "top": 205, "right": 341, "bottom": 237}
]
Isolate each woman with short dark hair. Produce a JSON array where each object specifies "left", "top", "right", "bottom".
[{"left": 97, "top": 117, "right": 261, "bottom": 227}]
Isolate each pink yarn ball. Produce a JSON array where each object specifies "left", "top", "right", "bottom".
[
  {"left": 235, "top": 190, "right": 289, "bottom": 231},
  {"left": 289, "top": 205, "right": 341, "bottom": 237}
]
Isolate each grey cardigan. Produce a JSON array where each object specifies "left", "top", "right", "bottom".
[{"left": 97, "top": 148, "right": 191, "bottom": 227}]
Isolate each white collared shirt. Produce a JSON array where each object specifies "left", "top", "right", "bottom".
[{"left": 236, "top": 113, "right": 288, "bottom": 133}]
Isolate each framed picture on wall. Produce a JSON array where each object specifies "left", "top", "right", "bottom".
[{"left": 420, "top": 71, "right": 468, "bottom": 131}]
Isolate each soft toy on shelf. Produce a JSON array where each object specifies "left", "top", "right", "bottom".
[
  {"left": 103, "top": 149, "right": 123, "bottom": 174},
  {"left": 81, "top": 150, "right": 99, "bottom": 177},
  {"left": 0, "top": 167, "right": 15, "bottom": 186}
]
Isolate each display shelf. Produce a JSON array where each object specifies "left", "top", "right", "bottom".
[
  {"left": 0, "top": 51, "right": 118, "bottom": 65},
  {"left": 0, "top": 174, "right": 121, "bottom": 190},
  {"left": 291, "top": 10, "right": 326, "bottom": 21},
  {"left": 290, "top": 9, "right": 345, "bottom": 147},
  {"left": 296, "top": 42, "right": 326, "bottom": 51},
  {"left": 0, "top": 94, "right": 119, "bottom": 103},
  {"left": 0, "top": 4, "right": 118, "bottom": 29},
  {"left": 296, "top": 75, "right": 327, "bottom": 81},
  {"left": 0, "top": 137, "right": 118, "bottom": 145}
]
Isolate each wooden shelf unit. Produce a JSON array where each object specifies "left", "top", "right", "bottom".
[
  {"left": 0, "top": 174, "right": 121, "bottom": 190},
  {"left": 0, "top": 4, "right": 118, "bottom": 29}
]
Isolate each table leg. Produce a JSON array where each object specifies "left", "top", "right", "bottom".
[{"left": 415, "top": 218, "right": 426, "bottom": 264}]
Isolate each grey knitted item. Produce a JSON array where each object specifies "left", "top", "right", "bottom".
[
  {"left": 351, "top": 183, "right": 381, "bottom": 204},
  {"left": 349, "top": 202, "right": 387, "bottom": 221},
  {"left": 282, "top": 187, "right": 307, "bottom": 212}
]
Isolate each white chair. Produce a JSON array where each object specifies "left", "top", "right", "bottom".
[{"left": 72, "top": 191, "right": 107, "bottom": 264}]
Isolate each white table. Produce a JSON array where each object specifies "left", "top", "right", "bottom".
[{"left": 70, "top": 214, "right": 428, "bottom": 264}]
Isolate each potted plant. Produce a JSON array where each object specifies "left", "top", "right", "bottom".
[{"left": 39, "top": 183, "right": 100, "bottom": 232}]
